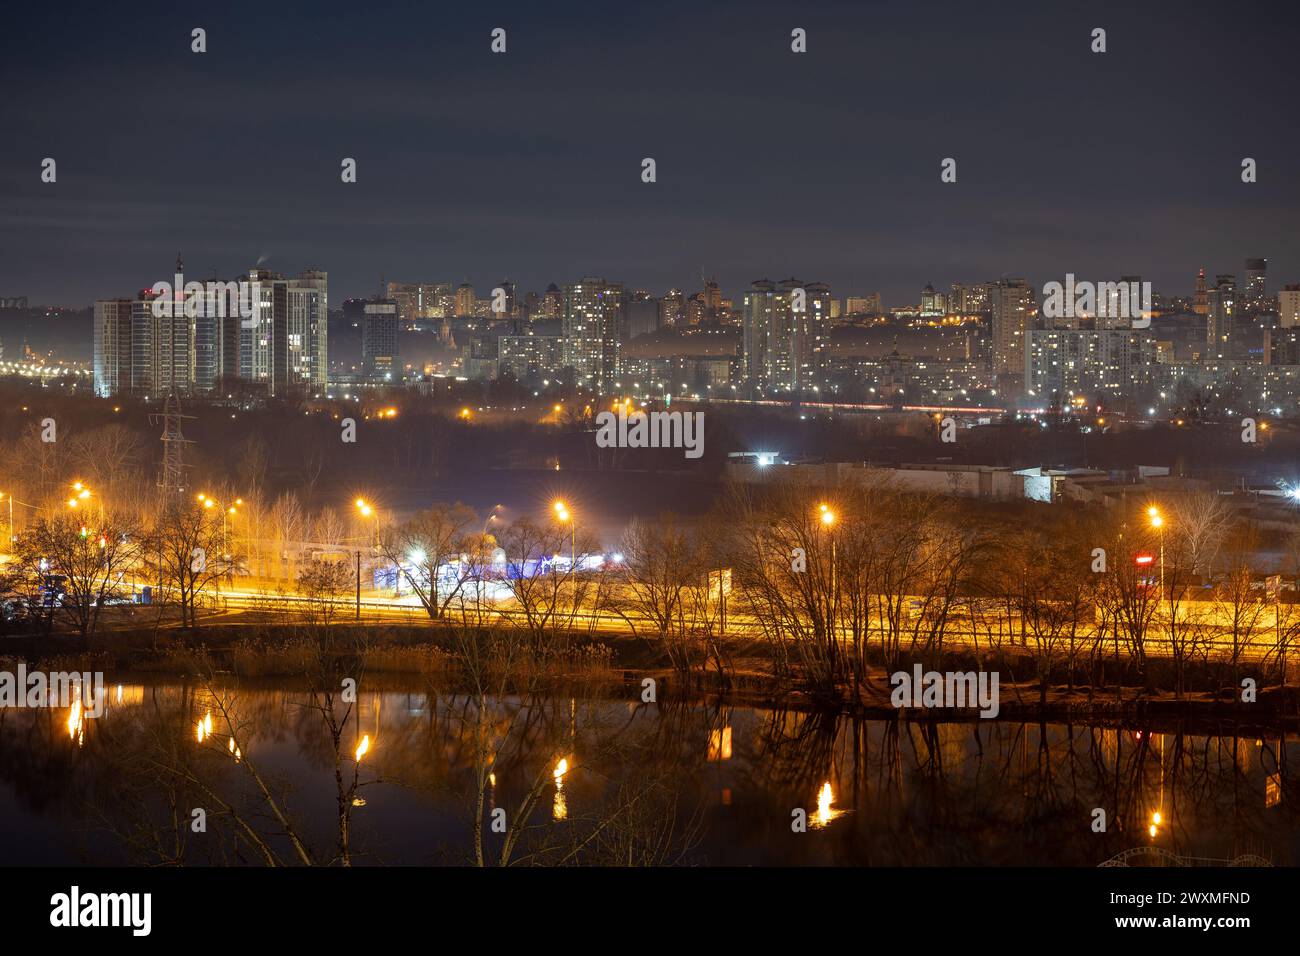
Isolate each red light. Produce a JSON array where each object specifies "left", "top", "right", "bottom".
[{"left": 1135, "top": 554, "right": 1155, "bottom": 566}]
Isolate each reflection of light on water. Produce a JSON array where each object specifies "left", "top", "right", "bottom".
[
  {"left": 809, "top": 781, "right": 849, "bottom": 828},
  {"left": 67, "top": 700, "right": 84, "bottom": 745},
  {"left": 196, "top": 711, "right": 213, "bottom": 743},
  {"left": 227, "top": 737, "right": 242, "bottom": 762},
  {"left": 553, "top": 757, "right": 569, "bottom": 821},
  {"left": 817, "top": 782, "right": 834, "bottom": 826},
  {"left": 708, "top": 727, "right": 733, "bottom": 761},
  {"left": 807, "top": 781, "right": 844, "bottom": 829},
  {"left": 1266, "top": 772, "right": 1282, "bottom": 808}
]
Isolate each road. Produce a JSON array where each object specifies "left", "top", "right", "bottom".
[{"left": 159, "top": 582, "right": 1295, "bottom": 665}]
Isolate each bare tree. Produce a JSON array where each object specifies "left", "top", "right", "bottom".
[
  {"left": 14, "top": 511, "right": 142, "bottom": 644},
  {"left": 496, "top": 517, "right": 598, "bottom": 650},
  {"left": 148, "top": 500, "right": 234, "bottom": 628},
  {"left": 378, "top": 502, "right": 478, "bottom": 621},
  {"left": 612, "top": 516, "right": 716, "bottom": 676},
  {"left": 1168, "top": 491, "right": 1233, "bottom": 579},
  {"left": 298, "top": 557, "right": 353, "bottom": 627}
]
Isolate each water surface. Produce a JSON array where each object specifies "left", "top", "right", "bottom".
[{"left": 0, "top": 678, "right": 1294, "bottom": 866}]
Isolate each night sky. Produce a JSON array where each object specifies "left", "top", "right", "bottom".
[{"left": 3, "top": 0, "right": 1299, "bottom": 307}]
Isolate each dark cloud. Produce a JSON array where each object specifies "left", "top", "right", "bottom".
[{"left": 3, "top": 0, "right": 1299, "bottom": 306}]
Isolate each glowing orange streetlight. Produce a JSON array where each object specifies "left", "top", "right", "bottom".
[
  {"left": 355, "top": 498, "right": 378, "bottom": 546},
  {"left": 819, "top": 503, "right": 839, "bottom": 599},
  {"left": 68, "top": 481, "right": 93, "bottom": 510},
  {"left": 552, "top": 501, "right": 575, "bottom": 571},
  {"left": 1147, "top": 506, "right": 1166, "bottom": 595}
]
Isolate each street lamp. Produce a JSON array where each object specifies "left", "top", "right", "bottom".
[
  {"left": 355, "top": 498, "right": 379, "bottom": 547},
  {"left": 553, "top": 500, "right": 575, "bottom": 572},
  {"left": 1147, "top": 506, "right": 1165, "bottom": 596},
  {"left": 197, "top": 494, "right": 236, "bottom": 555},
  {"left": 819, "top": 503, "right": 837, "bottom": 603}
]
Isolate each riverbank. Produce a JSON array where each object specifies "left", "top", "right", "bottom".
[{"left": 4, "top": 621, "right": 1299, "bottom": 731}]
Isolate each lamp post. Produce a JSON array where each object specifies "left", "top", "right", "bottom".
[
  {"left": 1147, "top": 506, "right": 1165, "bottom": 597},
  {"left": 355, "top": 498, "right": 379, "bottom": 548},
  {"left": 197, "top": 492, "right": 222, "bottom": 542},
  {"left": 228, "top": 499, "right": 242, "bottom": 557},
  {"left": 553, "top": 500, "right": 575, "bottom": 572},
  {"left": 67, "top": 482, "right": 95, "bottom": 518},
  {"left": 196, "top": 493, "right": 235, "bottom": 597},
  {"left": 819, "top": 504, "right": 837, "bottom": 626},
  {"left": 354, "top": 499, "right": 381, "bottom": 611},
  {"left": 819, "top": 504, "right": 837, "bottom": 582}
]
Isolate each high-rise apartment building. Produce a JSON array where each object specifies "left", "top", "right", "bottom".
[
  {"left": 386, "top": 281, "right": 445, "bottom": 324},
  {"left": 1026, "top": 328, "right": 1159, "bottom": 399},
  {"left": 562, "top": 277, "right": 624, "bottom": 388},
  {"left": 1279, "top": 285, "right": 1300, "bottom": 329},
  {"left": 1206, "top": 275, "right": 1236, "bottom": 360},
  {"left": 244, "top": 267, "right": 328, "bottom": 395},
  {"left": 958, "top": 283, "right": 991, "bottom": 315},
  {"left": 989, "top": 277, "right": 1032, "bottom": 380},
  {"left": 626, "top": 291, "right": 659, "bottom": 338},
  {"left": 494, "top": 280, "right": 517, "bottom": 319},
  {"left": 539, "top": 284, "right": 564, "bottom": 320},
  {"left": 455, "top": 283, "right": 476, "bottom": 318},
  {"left": 659, "top": 288, "right": 685, "bottom": 327},
  {"left": 742, "top": 278, "right": 832, "bottom": 391},
  {"left": 844, "top": 293, "right": 882, "bottom": 316},
  {"left": 94, "top": 262, "right": 326, "bottom": 399},
  {"left": 920, "top": 284, "right": 946, "bottom": 316},
  {"left": 1245, "top": 258, "right": 1268, "bottom": 315},
  {"left": 93, "top": 299, "right": 133, "bottom": 397},
  {"left": 361, "top": 298, "right": 400, "bottom": 381}
]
